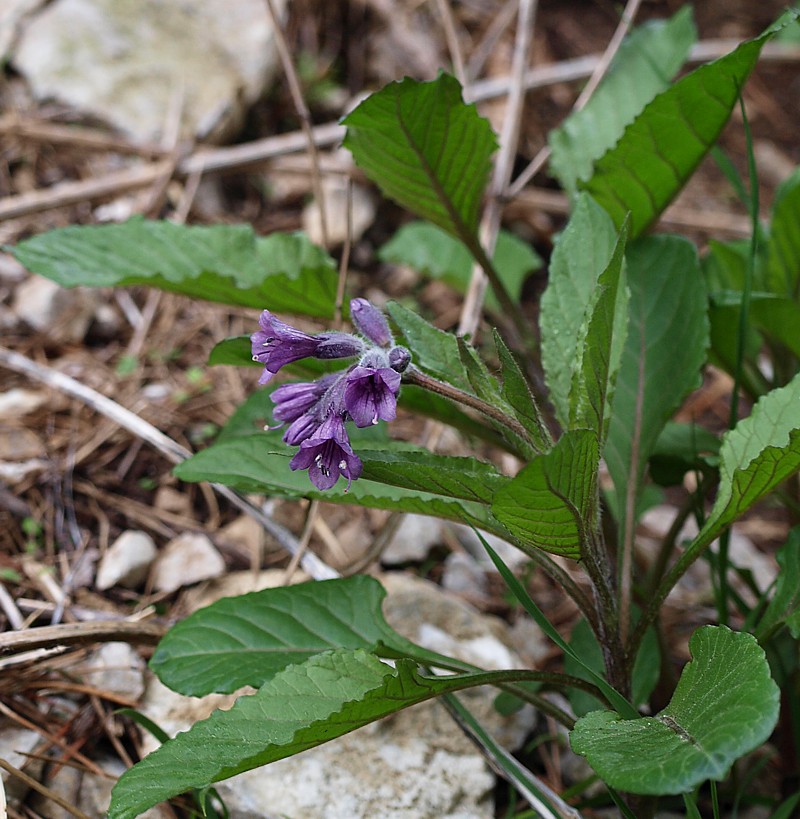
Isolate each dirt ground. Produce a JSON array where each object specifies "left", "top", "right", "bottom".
[{"left": 1, "top": 1, "right": 799, "bottom": 817}]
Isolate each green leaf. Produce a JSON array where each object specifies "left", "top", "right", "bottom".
[
  {"left": 151, "top": 576, "right": 411, "bottom": 696},
  {"left": 386, "top": 301, "right": 471, "bottom": 391},
  {"left": 693, "top": 371, "right": 800, "bottom": 550},
  {"left": 583, "top": 21, "right": 789, "bottom": 238},
  {"left": 494, "top": 330, "right": 551, "bottom": 452},
  {"left": 12, "top": 218, "right": 337, "bottom": 318},
  {"left": 604, "top": 236, "right": 709, "bottom": 526},
  {"left": 109, "top": 649, "right": 529, "bottom": 819},
  {"left": 491, "top": 429, "right": 598, "bottom": 559},
  {"left": 564, "top": 617, "right": 660, "bottom": 718},
  {"left": 756, "top": 526, "right": 800, "bottom": 641},
  {"left": 208, "top": 336, "right": 255, "bottom": 367},
  {"left": 568, "top": 216, "right": 629, "bottom": 441},
  {"left": 378, "top": 222, "right": 541, "bottom": 311},
  {"left": 174, "top": 436, "right": 503, "bottom": 533},
  {"left": 750, "top": 296, "right": 800, "bottom": 358},
  {"left": 570, "top": 626, "right": 779, "bottom": 795},
  {"left": 540, "top": 194, "right": 619, "bottom": 428},
  {"left": 342, "top": 73, "right": 497, "bottom": 241},
  {"left": 549, "top": 6, "right": 696, "bottom": 194},
  {"left": 358, "top": 447, "right": 508, "bottom": 504},
  {"left": 766, "top": 167, "right": 800, "bottom": 297}
]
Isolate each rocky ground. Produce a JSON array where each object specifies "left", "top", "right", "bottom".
[{"left": 0, "top": 1, "right": 798, "bottom": 817}]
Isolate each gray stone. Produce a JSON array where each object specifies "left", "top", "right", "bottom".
[
  {"left": 152, "top": 532, "right": 225, "bottom": 593},
  {"left": 96, "top": 530, "right": 157, "bottom": 590},
  {"left": 0, "top": 725, "right": 41, "bottom": 806},
  {"left": 0, "top": 388, "right": 47, "bottom": 419},
  {"left": 82, "top": 641, "right": 146, "bottom": 700},
  {"left": 0, "top": 0, "right": 45, "bottom": 61},
  {"left": 12, "top": 0, "right": 286, "bottom": 142},
  {"left": 78, "top": 755, "right": 170, "bottom": 818},
  {"left": 11, "top": 274, "right": 99, "bottom": 343},
  {"left": 303, "top": 173, "right": 375, "bottom": 247},
  {"left": 382, "top": 513, "right": 443, "bottom": 564},
  {"left": 441, "top": 550, "right": 489, "bottom": 598}
]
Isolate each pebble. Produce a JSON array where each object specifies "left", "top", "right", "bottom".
[
  {"left": 382, "top": 513, "right": 443, "bottom": 564},
  {"left": 96, "top": 530, "right": 157, "bottom": 590},
  {"left": 151, "top": 532, "right": 225, "bottom": 593},
  {"left": 11, "top": 274, "right": 99, "bottom": 344},
  {"left": 82, "top": 641, "right": 146, "bottom": 700}
]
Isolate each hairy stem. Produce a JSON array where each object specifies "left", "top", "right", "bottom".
[{"left": 404, "top": 366, "right": 533, "bottom": 444}]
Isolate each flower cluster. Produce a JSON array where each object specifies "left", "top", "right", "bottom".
[{"left": 251, "top": 299, "right": 410, "bottom": 491}]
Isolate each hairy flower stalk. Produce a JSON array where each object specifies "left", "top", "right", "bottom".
[{"left": 252, "top": 300, "right": 410, "bottom": 491}]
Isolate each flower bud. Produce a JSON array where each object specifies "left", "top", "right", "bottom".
[
  {"left": 350, "top": 298, "right": 392, "bottom": 347},
  {"left": 388, "top": 346, "right": 411, "bottom": 373},
  {"left": 314, "top": 332, "right": 364, "bottom": 360}
]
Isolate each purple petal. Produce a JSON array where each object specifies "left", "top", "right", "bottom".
[
  {"left": 350, "top": 298, "right": 392, "bottom": 347},
  {"left": 344, "top": 367, "right": 401, "bottom": 427}
]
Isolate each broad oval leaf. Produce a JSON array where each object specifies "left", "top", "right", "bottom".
[
  {"left": 583, "top": 21, "right": 789, "bottom": 238},
  {"left": 540, "top": 194, "right": 618, "bottom": 429},
  {"left": 151, "top": 576, "right": 405, "bottom": 696},
  {"left": 491, "top": 429, "right": 599, "bottom": 559},
  {"left": 604, "top": 236, "right": 709, "bottom": 528},
  {"left": 110, "top": 649, "right": 537, "bottom": 819},
  {"left": 12, "top": 218, "right": 337, "bottom": 317},
  {"left": 570, "top": 626, "right": 779, "bottom": 794},
  {"left": 173, "top": 435, "right": 504, "bottom": 533},
  {"left": 549, "top": 6, "right": 696, "bottom": 194},
  {"left": 342, "top": 73, "right": 497, "bottom": 241}
]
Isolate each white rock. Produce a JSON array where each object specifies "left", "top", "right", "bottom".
[
  {"left": 0, "top": 726, "right": 41, "bottom": 805},
  {"left": 0, "top": 389, "right": 47, "bottom": 420},
  {"left": 12, "top": 0, "right": 286, "bottom": 142},
  {"left": 96, "top": 530, "right": 157, "bottom": 590},
  {"left": 0, "top": 0, "right": 45, "bottom": 61},
  {"left": 151, "top": 532, "right": 225, "bottom": 593},
  {"left": 11, "top": 274, "right": 99, "bottom": 343},
  {"left": 77, "top": 755, "right": 170, "bottom": 818},
  {"left": 441, "top": 551, "right": 488, "bottom": 598},
  {"left": 82, "top": 641, "right": 146, "bottom": 700},
  {"left": 448, "top": 523, "right": 529, "bottom": 571},
  {"left": 303, "top": 174, "right": 375, "bottom": 247},
  {"left": 382, "top": 513, "right": 443, "bottom": 564}
]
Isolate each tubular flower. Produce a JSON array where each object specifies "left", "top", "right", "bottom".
[
  {"left": 251, "top": 311, "right": 363, "bottom": 384},
  {"left": 289, "top": 414, "right": 363, "bottom": 491},
  {"left": 344, "top": 365, "right": 401, "bottom": 427}
]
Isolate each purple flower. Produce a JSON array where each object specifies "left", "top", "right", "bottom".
[
  {"left": 344, "top": 365, "right": 401, "bottom": 427},
  {"left": 350, "top": 298, "right": 392, "bottom": 347},
  {"left": 271, "top": 376, "right": 337, "bottom": 445},
  {"left": 289, "top": 414, "right": 363, "bottom": 491},
  {"left": 251, "top": 311, "right": 363, "bottom": 384}
]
